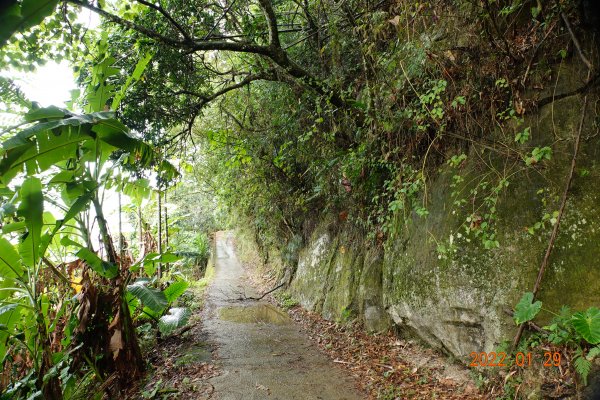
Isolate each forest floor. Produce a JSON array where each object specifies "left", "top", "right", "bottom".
[{"left": 129, "top": 231, "right": 487, "bottom": 399}]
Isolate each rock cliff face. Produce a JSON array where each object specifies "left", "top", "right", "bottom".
[
  {"left": 289, "top": 226, "right": 390, "bottom": 333},
  {"left": 287, "top": 63, "right": 600, "bottom": 359}
]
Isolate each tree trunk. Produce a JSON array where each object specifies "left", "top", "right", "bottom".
[
  {"left": 91, "top": 196, "right": 144, "bottom": 387},
  {"left": 164, "top": 190, "right": 169, "bottom": 272},
  {"left": 138, "top": 206, "right": 143, "bottom": 254},
  {"left": 164, "top": 190, "right": 169, "bottom": 250},
  {"left": 92, "top": 197, "right": 118, "bottom": 264},
  {"left": 157, "top": 189, "right": 163, "bottom": 278},
  {"left": 39, "top": 317, "right": 62, "bottom": 399},
  {"left": 118, "top": 192, "right": 123, "bottom": 259}
]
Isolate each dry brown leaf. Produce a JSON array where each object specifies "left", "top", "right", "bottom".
[
  {"left": 76, "top": 297, "right": 91, "bottom": 334},
  {"left": 389, "top": 15, "right": 400, "bottom": 26},
  {"left": 109, "top": 329, "right": 124, "bottom": 360},
  {"left": 108, "top": 310, "right": 121, "bottom": 330},
  {"left": 444, "top": 50, "right": 456, "bottom": 62}
]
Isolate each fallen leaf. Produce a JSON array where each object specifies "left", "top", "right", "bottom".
[
  {"left": 109, "top": 329, "right": 124, "bottom": 360},
  {"left": 108, "top": 310, "right": 121, "bottom": 330},
  {"left": 389, "top": 15, "right": 400, "bottom": 26}
]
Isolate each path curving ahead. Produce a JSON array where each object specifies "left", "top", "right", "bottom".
[{"left": 204, "top": 231, "right": 364, "bottom": 400}]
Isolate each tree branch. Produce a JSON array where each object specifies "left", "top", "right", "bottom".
[
  {"left": 203, "top": 0, "right": 238, "bottom": 40},
  {"left": 512, "top": 93, "right": 589, "bottom": 350},
  {"left": 257, "top": 0, "right": 281, "bottom": 48},
  {"left": 168, "top": 71, "right": 279, "bottom": 144},
  {"left": 42, "top": 257, "right": 71, "bottom": 285},
  {"left": 135, "top": 0, "right": 193, "bottom": 43},
  {"left": 66, "top": 0, "right": 184, "bottom": 48},
  {"left": 188, "top": 40, "right": 272, "bottom": 56},
  {"left": 235, "top": 283, "right": 285, "bottom": 301},
  {"left": 66, "top": 0, "right": 273, "bottom": 55},
  {"left": 536, "top": 72, "right": 600, "bottom": 108},
  {"left": 202, "top": 71, "right": 277, "bottom": 104},
  {"left": 560, "top": 11, "right": 592, "bottom": 70},
  {"left": 66, "top": 0, "right": 354, "bottom": 136}
]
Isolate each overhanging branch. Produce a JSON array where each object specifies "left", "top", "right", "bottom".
[
  {"left": 135, "top": 0, "right": 193, "bottom": 43},
  {"left": 65, "top": 0, "right": 357, "bottom": 138},
  {"left": 167, "top": 71, "right": 279, "bottom": 145},
  {"left": 258, "top": 0, "right": 281, "bottom": 48},
  {"left": 66, "top": 0, "right": 184, "bottom": 47}
]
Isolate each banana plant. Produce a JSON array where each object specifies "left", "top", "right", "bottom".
[
  {"left": 126, "top": 251, "right": 192, "bottom": 336},
  {"left": 126, "top": 277, "right": 191, "bottom": 336},
  {"left": 0, "top": 176, "right": 83, "bottom": 399},
  {"left": 0, "top": 0, "right": 59, "bottom": 47},
  {"left": 0, "top": 104, "right": 177, "bottom": 398},
  {"left": 0, "top": 24, "right": 168, "bottom": 396}
]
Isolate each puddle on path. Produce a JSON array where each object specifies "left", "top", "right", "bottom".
[{"left": 219, "top": 303, "right": 291, "bottom": 325}]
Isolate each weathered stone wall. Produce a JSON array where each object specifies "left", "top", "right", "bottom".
[
  {"left": 286, "top": 65, "right": 600, "bottom": 360},
  {"left": 288, "top": 224, "right": 391, "bottom": 332}
]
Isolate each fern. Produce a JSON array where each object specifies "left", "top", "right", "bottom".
[
  {"left": 587, "top": 345, "right": 600, "bottom": 360},
  {"left": 574, "top": 351, "right": 592, "bottom": 385},
  {"left": 0, "top": 76, "right": 31, "bottom": 135},
  {"left": 0, "top": 76, "right": 30, "bottom": 109}
]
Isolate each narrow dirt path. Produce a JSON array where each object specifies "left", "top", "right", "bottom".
[{"left": 204, "top": 231, "right": 364, "bottom": 400}]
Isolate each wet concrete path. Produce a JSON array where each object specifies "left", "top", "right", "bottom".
[{"left": 204, "top": 232, "right": 363, "bottom": 400}]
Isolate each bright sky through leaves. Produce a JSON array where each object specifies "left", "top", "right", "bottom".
[
  {"left": 5, "top": 9, "right": 100, "bottom": 108},
  {"left": 10, "top": 61, "right": 76, "bottom": 108}
]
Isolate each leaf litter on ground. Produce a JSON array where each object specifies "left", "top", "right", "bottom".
[{"left": 124, "top": 289, "right": 220, "bottom": 400}]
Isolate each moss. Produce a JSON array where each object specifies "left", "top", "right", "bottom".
[
  {"left": 322, "top": 235, "right": 364, "bottom": 320},
  {"left": 289, "top": 223, "right": 340, "bottom": 312},
  {"left": 234, "top": 227, "right": 285, "bottom": 279},
  {"left": 281, "top": 63, "right": 600, "bottom": 359},
  {"left": 538, "top": 191, "right": 600, "bottom": 317},
  {"left": 175, "top": 343, "right": 212, "bottom": 365},
  {"left": 380, "top": 88, "right": 600, "bottom": 357}
]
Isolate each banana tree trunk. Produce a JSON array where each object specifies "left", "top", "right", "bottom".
[
  {"left": 164, "top": 190, "right": 169, "bottom": 249},
  {"left": 138, "top": 207, "right": 143, "bottom": 254},
  {"left": 157, "top": 189, "right": 162, "bottom": 278},
  {"left": 164, "top": 190, "right": 169, "bottom": 272},
  {"left": 39, "top": 316, "right": 62, "bottom": 399},
  {"left": 91, "top": 196, "right": 144, "bottom": 385}
]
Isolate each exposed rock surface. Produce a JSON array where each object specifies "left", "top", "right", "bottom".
[{"left": 288, "top": 62, "right": 600, "bottom": 360}]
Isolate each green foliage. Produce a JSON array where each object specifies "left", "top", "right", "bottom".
[
  {"left": 525, "top": 146, "right": 553, "bottom": 166},
  {"left": 111, "top": 52, "right": 153, "bottom": 110},
  {"left": 127, "top": 279, "right": 168, "bottom": 313},
  {"left": 127, "top": 278, "right": 191, "bottom": 336},
  {"left": 131, "top": 252, "right": 182, "bottom": 276},
  {"left": 0, "top": 0, "right": 596, "bottom": 396},
  {"left": 526, "top": 210, "right": 559, "bottom": 235},
  {"left": 513, "top": 293, "right": 600, "bottom": 386},
  {"left": 121, "top": 178, "right": 151, "bottom": 207},
  {"left": 163, "top": 281, "right": 189, "bottom": 303},
  {"left": 574, "top": 350, "right": 592, "bottom": 385},
  {"left": 0, "top": 38, "right": 175, "bottom": 393},
  {"left": 0, "top": 76, "right": 30, "bottom": 121},
  {"left": 514, "top": 127, "right": 530, "bottom": 144},
  {"left": 77, "top": 247, "right": 118, "bottom": 279},
  {"left": 158, "top": 307, "right": 191, "bottom": 336},
  {"left": 0, "top": 237, "right": 23, "bottom": 278},
  {"left": 571, "top": 307, "right": 600, "bottom": 345},
  {"left": 513, "top": 292, "right": 542, "bottom": 325},
  {"left": 0, "top": 0, "right": 58, "bottom": 46},
  {"left": 274, "top": 291, "right": 299, "bottom": 310}
]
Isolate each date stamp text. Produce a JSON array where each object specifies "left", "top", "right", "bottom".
[{"left": 469, "top": 351, "right": 562, "bottom": 368}]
